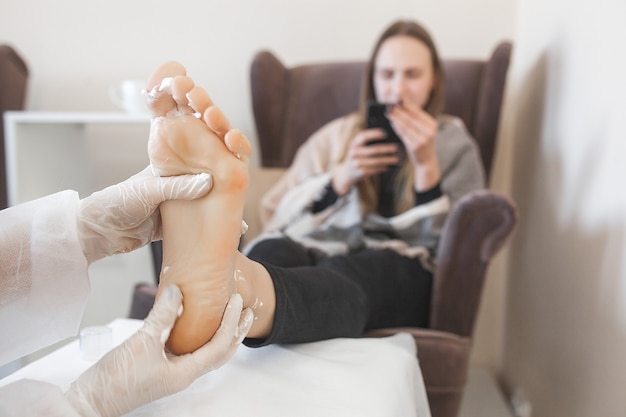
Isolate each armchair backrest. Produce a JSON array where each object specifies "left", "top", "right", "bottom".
[
  {"left": 0, "top": 45, "right": 29, "bottom": 210},
  {"left": 250, "top": 41, "right": 512, "bottom": 181},
  {"left": 250, "top": 42, "right": 515, "bottom": 340}
]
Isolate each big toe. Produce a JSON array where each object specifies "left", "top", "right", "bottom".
[
  {"left": 146, "top": 62, "right": 189, "bottom": 117},
  {"left": 146, "top": 61, "right": 187, "bottom": 91}
]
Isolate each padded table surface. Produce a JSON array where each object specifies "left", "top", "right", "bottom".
[{"left": 1, "top": 319, "right": 431, "bottom": 417}]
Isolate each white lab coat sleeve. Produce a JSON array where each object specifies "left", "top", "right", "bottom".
[
  {"left": 0, "top": 379, "right": 82, "bottom": 417},
  {"left": 0, "top": 190, "right": 90, "bottom": 366}
]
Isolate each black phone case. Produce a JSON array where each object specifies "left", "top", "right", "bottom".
[{"left": 366, "top": 101, "right": 401, "bottom": 145}]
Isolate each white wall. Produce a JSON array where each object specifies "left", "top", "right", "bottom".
[
  {"left": 0, "top": 0, "right": 516, "bottom": 366},
  {"left": 499, "top": 0, "right": 626, "bottom": 415},
  {"left": 2, "top": 0, "right": 516, "bottom": 167}
]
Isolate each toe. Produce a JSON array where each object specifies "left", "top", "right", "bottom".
[
  {"left": 171, "top": 76, "right": 195, "bottom": 107},
  {"left": 146, "top": 61, "right": 187, "bottom": 91},
  {"left": 225, "top": 129, "right": 252, "bottom": 160},
  {"left": 187, "top": 86, "right": 214, "bottom": 117},
  {"left": 204, "top": 106, "right": 231, "bottom": 137}
]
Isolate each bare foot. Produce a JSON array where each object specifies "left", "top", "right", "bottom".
[{"left": 146, "top": 61, "right": 251, "bottom": 355}]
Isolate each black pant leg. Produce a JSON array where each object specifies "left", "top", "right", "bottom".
[
  {"left": 244, "top": 261, "right": 368, "bottom": 347},
  {"left": 244, "top": 240, "right": 431, "bottom": 347},
  {"left": 318, "top": 249, "right": 432, "bottom": 330},
  {"left": 247, "top": 237, "right": 320, "bottom": 267}
]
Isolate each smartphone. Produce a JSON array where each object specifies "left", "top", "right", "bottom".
[{"left": 365, "top": 101, "right": 401, "bottom": 146}]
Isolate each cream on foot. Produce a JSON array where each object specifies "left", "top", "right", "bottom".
[{"left": 146, "top": 61, "right": 251, "bottom": 355}]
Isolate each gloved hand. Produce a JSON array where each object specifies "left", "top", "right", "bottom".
[
  {"left": 65, "top": 284, "right": 253, "bottom": 417},
  {"left": 77, "top": 166, "right": 213, "bottom": 264}
]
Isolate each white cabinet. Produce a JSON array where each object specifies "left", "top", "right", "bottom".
[{"left": 3, "top": 111, "right": 151, "bottom": 205}]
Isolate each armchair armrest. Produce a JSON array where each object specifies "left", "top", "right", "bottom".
[
  {"left": 364, "top": 327, "right": 470, "bottom": 388},
  {"left": 430, "top": 190, "right": 518, "bottom": 337}
]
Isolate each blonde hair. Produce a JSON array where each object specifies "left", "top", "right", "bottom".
[{"left": 351, "top": 20, "right": 445, "bottom": 215}]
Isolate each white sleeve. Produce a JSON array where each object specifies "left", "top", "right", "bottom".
[
  {"left": 0, "top": 379, "right": 82, "bottom": 417},
  {"left": 0, "top": 191, "right": 90, "bottom": 366}
]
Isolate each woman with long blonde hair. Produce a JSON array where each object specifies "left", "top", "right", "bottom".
[{"left": 237, "top": 19, "right": 485, "bottom": 345}]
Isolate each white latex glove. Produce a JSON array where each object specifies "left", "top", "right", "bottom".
[
  {"left": 65, "top": 284, "right": 253, "bottom": 417},
  {"left": 77, "top": 166, "right": 212, "bottom": 263}
]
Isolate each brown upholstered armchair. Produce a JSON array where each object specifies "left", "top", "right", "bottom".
[
  {"left": 0, "top": 45, "right": 29, "bottom": 210},
  {"left": 246, "top": 42, "right": 517, "bottom": 417},
  {"left": 130, "top": 42, "right": 517, "bottom": 417}
]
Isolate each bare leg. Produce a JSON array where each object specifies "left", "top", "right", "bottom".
[{"left": 146, "top": 61, "right": 256, "bottom": 354}]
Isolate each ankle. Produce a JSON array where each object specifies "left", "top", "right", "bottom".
[{"left": 234, "top": 256, "right": 275, "bottom": 338}]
